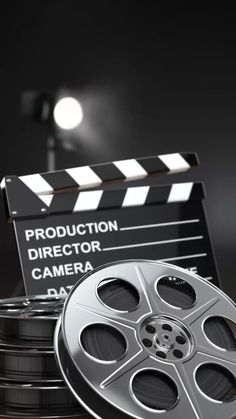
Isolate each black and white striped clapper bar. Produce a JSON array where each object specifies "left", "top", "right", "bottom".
[{"left": 1, "top": 152, "right": 220, "bottom": 296}]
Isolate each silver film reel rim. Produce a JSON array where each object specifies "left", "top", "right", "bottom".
[
  {"left": 0, "top": 380, "right": 85, "bottom": 418},
  {"left": 0, "top": 345, "right": 63, "bottom": 383},
  {"left": 55, "top": 259, "right": 236, "bottom": 419},
  {"left": 0, "top": 295, "right": 65, "bottom": 319},
  {"left": 0, "top": 295, "right": 66, "bottom": 349}
]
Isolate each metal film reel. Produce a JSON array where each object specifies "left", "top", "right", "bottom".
[
  {"left": 0, "top": 345, "right": 61, "bottom": 382},
  {"left": 0, "top": 295, "right": 87, "bottom": 417},
  {"left": 55, "top": 260, "right": 236, "bottom": 419},
  {"left": 0, "top": 295, "right": 65, "bottom": 348},
  {"left": 0, "top": 380, "right": 85, "bottom": 418}
]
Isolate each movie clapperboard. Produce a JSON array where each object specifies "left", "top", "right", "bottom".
[{"left": 1, "top": 152, "right": 220, "bottom": 296}]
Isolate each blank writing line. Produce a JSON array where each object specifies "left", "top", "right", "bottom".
[
  {"left": 120, "top": 219, "right": 200, "bottom": 231},
  {"left": 157, "top": 253, "right": 207, "bottom": 263},
  {"left": 103, "top": 236, "right": 203, "bottom": 252}
]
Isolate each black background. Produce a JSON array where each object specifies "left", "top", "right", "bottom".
[{"left": 0, "top": 1, "right": 236, "bottom": 299}]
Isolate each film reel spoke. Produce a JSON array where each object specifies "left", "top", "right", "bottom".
[
  {"left": 182, "top": 297, "right": 220, "bottom": 326},
  {"left": 78, "top": 326, "right": 143, "bottom": 388},
  {"left": 70, "top": 263, "right": 158, "bottom": 326},
  {"left": 175, "top": 360, "right": 225, "bottom": 419},
  {"left": 75, "top": 303, "right": 137, "bottom": 329},
  {"left": 135, "top": 262, "right": 195, "bottom": 316},
  {"left": 134, "top": 264, "right": 162, "bottom": 315},
  {"left": 95, "top": 263, "right": 156, "bottom": 321},
  {"left": 196, "top": 350, "right": 236, "bottom": 372},
  {"left": 100, "top": 349, "right": 149, "bottom": 388},
  {"left": 62, "top": 310, "right": 146, "bottom": 388},
  {"left": 169, "top": 363, "right": 202, "bottom": 419},
  {"left": 176, "top": 354, "right": 236, "bottom": 418},
  {"left": 182, "top": 352, "right": 236, "bottom": 418},
  {"left": 103, "top": 359, "right": 199, "bottom": 419}
]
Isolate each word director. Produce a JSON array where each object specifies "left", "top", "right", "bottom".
[{"left": 28, "top": 241, "right": 101, "bottom": 260}]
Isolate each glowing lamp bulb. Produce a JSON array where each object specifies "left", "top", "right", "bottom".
[{"left": 53, "top": 97, "right": 83, "bottom": 130}]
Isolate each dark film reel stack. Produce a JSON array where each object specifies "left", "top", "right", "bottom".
[{"left": 0, "top": 295, "right": 85, "bottom": 418}]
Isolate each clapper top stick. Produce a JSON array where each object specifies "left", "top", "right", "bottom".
[
  {"left": 1, "top": 152, "right": 199, "bottom": 218},
  {"left": 1, "top": 151, "right": 220, "bottom": 296}
]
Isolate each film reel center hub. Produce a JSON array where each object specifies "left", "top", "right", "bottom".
[
  {"left": 55, "top": 260, "right": 236, "bottom": 419},
  {"left": 139, "top": 315, "right": 193, "bottom": 361}
]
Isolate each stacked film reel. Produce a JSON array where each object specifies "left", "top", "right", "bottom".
[
  {"left": 55, "top": 260, "right": 236, "bottom": 419},
  {"left": 0, "top": 295, "right": 85, "bottom": 418}
]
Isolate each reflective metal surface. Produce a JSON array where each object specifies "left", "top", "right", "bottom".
[
  {"left": 0, "top": 295, "right": 88, "bottom": 417},
  {"left": 0, "top": 380, "right": 85, "bottom": 418},
  {"left": 0, "top": 295, "right": 65, "bottom": 348},
  {"left": 55, "top": 260, "right": 236, "bottom": 419},
  {"left": 0, "top": 345, "right": 61, "bottom": 382}
]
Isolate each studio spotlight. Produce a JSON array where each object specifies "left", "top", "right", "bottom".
[
  {"left": 53, "top": 96, "right": 83, "bottom": 130},
  {"left": 21, "top": 89, "right": 84, "bottom": 171}
]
